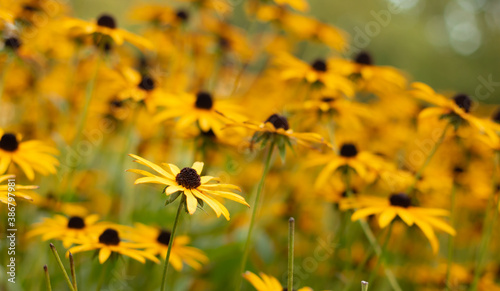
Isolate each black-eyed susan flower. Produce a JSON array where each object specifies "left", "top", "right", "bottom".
[
  {"left": 61, "top": 14, "right": 153, "bottom": 50},
  {"left": 341, "top": 193, "right": 456, "bottom": 253},
  {"left": 330, "top": 51, "right": 407, "bottom": 94},
  {"left": 255, "top": 6, "right": 347, "bottom": 51},
  {"left": 243, "top": 271, "right": 312, "bottom": 291},
  {"left": 129, "top": 4, "right": 190, "bottom": 27},
  {"left": 410, "top": 82, "right": 496, "bottom": 139},
  {"left": 68, "top": 228, "right": 160, "bottom": 264},
  {"left": 27, "top": 214, "right": 110, "bottom": 248},
  {"left": 222, "top": 113, "right": 326, "bottom": 156},
  {"left": 309, "top": 143, "right": 384, "bottom": 188},
  {"left": 0, "top": 174, "right": 37, "bottom": 205},
  {"left": 154, "top": 91, "right": 245, "bottom": 136},
  {"left": 274, "top": 52, "right": 354, "bottom": 97},
  {"left": 0, "top": 129, "right": 59, "bottom": 180},
  {"left": 123, "top": 223, "right": 208, "bottom": 271},
  {"left": 127, "top": 154, "right": 248, "bottom": 220}
]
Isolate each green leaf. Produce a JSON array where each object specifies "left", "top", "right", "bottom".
[{"left": 165, "top": 191, "right": 181, "bottom": 206}]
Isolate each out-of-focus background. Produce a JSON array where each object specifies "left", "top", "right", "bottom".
[{"left": 69, "top": 0, "right": 500, "bottom": 103}]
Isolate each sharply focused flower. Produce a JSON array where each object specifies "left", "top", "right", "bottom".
[
  {"left": 342, "top": 193, "right": 456, "bottom": 253},
  {"left": 27, "top": 214, "right": 110, "bottom": 248},
  {"left": 0, "top": 174, "right": 37, "bottom": 205},
  {"left": 243, "top": 271, "right": 312, "bottom": 291},
  {"left": 128, "top": 154, "right": 249, "bottom": 220},
  {"left": 123, "top": 223, "right": 208, "bottom": 271},
  {"left": 61, "top": 13, "right": 153, "bottom": 50},
  {"left": 68, "top": 228, "right": 160, "bottom": 264},
  {"left": 0, "top": 129, "right": 59, "bottom": 180}
]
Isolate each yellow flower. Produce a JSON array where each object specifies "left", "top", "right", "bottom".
[
  {"left": 0, "top": 174, "right": 37, "bottom": 205},
  {"left": 274, "top": 52, "right": 354, "bottom": 97},
  {"left": 153, "top": 91, "right": 245, "bottom": 136},
  {"left": 309, "top": 143, "right": 384, "bottom": 188},
  {"left": 26, "top": 214, "right": 110, "bottom": 248},
  {"left": 0, "top": 129, "right": 59, "bottom": 181},
  {"left": 68, "top": 228, "right": 160, "bottom": 264},
  {"left": 129, "top": 4, "right": 190, "bottom": 26},
  {"left": 274, "top": 0, "right": 309, "bottom": 11},
  {"left": 61, "top": 14, "right": 153, "bottom": 50},
  {"left": 341, "top": 194, "right": 456, "bottom": 253},
  {"left": 127, "top": 154, "right": 249, "bottom": 220},
  {"left": 243, "top": 271, "right": 313, "bottom": 291},
  {"left": 123, "top": 223, "right": 208, "bottom": 271},
  {"left": 411, "top": 82, "right": 497, "bottom": 141},
  {"left": 255, "top": 6, "right": 347, "bottom": 51},
  {"left": 223, "top": 113, "right": 326, "bottom": 149}
]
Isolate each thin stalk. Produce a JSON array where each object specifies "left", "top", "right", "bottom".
[
  {"left": 407, "top": 123, "right": 451, "bottom": 195},
  {"left": 44, "top": 265, "right": 52, "bottom": 291},
  {"left": 95, "top": 254, "right": 117, "bottom": 291},
  {"left": 470, "top": 152, "right": 500, "bottom": 290},
  {"left": 445, "top": 183, "right": 457, "bottom": 290},
  {"left": 288, "top": 217, "right": 295, "bottom": 291},
  {"left": 361, "top": 281, "right": 369, "bottom": 291},
  {"left": 368, "top": 223, "right": 393, "bottom": 284},
  {"left": 358, "top": 221, "right": 402, "bottom": 291},
  {"left": 49, "top": 243, "right": 75, "bottom": 291},
  {"left": 236, "top": 143, "right": 275, "bottom": 290},
  {"left": 69, "top": 252, "right": 78, "bottom": 291},
  {"left": 160, "top": 200, "right": 184, "bottom": 291}
]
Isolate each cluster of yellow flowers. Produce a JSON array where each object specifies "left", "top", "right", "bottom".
[{"left": 2, "top": 0, "right": 500, "bottom": 290}]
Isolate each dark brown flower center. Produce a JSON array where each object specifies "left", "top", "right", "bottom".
[
  {"left": 67, "top": 216, "right": 85, "bottom": 229},
  {"left": 110, "top": 99, "right": 123, "bottom": 108},
  {"left": 321, "top": 97, "right": 335, "bottom": 102},
  {"left": 453, "top": 94, "right": 472, "bottom": 113},
  {"left": 389, "top": 193, "right": 412, "bottom": 208},
  {"left": 354, "top": 51, "right": 373, "bottom": 65},
  {"left": 265, "top": 114, "right": 289, "bottom": 130},
  {"left": 176, "top": 167, "right": 201, "bottom": 189},
  {"left": 138, "top": 75, "right": 155, "bottom": 91},
  {"left": 339, "top": 143, "right": 358, "bottom": 158},
  {"left": 0, "top": 133, "right": 19, "bottom": 152},
  {"left": 311, "top": 59, "right": 327, "bottom": 72},
  {"left": 99, "top": 228, "right": 120, "bottom": 245},
  {"left": 176, "top": 10, "right": 189, "bottom": 21},
  {"left": 195, "top": 91, "right": 213, "bottom": 110},
  {"left": 156, "top": 230, "right": 172, "bottom": 246},
  {"left": 4, "top": 38, "right": 21, "bottom": 51},
  {"left": 492, "top": 109, "right": 500, "bottom": 123},
  {"left": 97, "top": 14, "right": 117, "bottom": 29}
]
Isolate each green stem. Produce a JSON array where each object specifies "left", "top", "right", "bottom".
[
  {"left": 470, "top": 152, "right": 500, "bottom": 290},
  {"left": 69, "top": 252, "right": 78, "bottom": 291},
  {"left": 368, "top": 223, "right": 393, "bottom": 284},
  {"left": 358, "top": 221, "right": 402, "bottom": 291},
  {"left": 236, "top": 143, "right": 275, "bottom": 291},
  {"left": 445, "top": 183, "right": 457, "bottom": 290},
  {"left": 160, "top": 200, "right": 184, "bottom": 291},
  {"left": 361, "top": 281, "right": 369, "bottom": 291},
  {"left": 325, "top": 116, "right": 338, "bottom": 154},
  {"left": 44, "top": 265, "right": 52, "bottom": 291},
  {"left": 95, "top": 254, "right": 117, "bottom": 291},
  {"left": 49, "top": 243, "right": 75, "bottom": 291},
  {"left": 407, "top": 123, "right": 451, "bottom": 195},
  {"left": 288, "top": 217, "right": 295, "bottom": 291}
]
